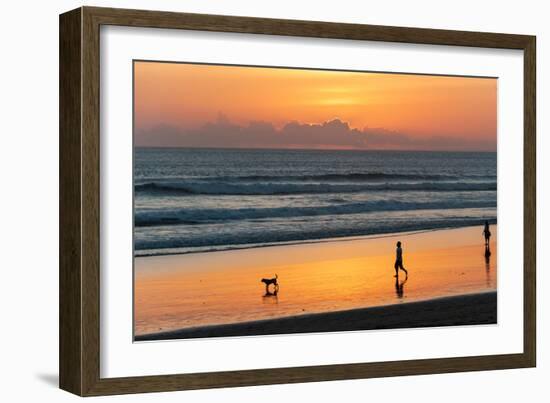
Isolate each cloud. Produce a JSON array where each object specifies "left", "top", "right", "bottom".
[{"left": 135, "top": 116, "right": 496, "bottom": 151}]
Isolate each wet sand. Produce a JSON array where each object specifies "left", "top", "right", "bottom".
[
  {"left": 136, "top": 291, "right": 496, "bottom": 341},
  {"left": 135, "top": 225, "right": 497, "bottom": 339}
]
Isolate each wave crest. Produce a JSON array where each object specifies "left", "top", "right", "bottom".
[
  {"left": 135, "top": 180, "right": 496, "bottom": 196},
  {"left": 135, "top": 200, "right": 497, "bottom": 227}
]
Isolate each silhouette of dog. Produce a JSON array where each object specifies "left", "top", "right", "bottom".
[{"left": 261, "top": 274, "right": 279, "bottom": 294}]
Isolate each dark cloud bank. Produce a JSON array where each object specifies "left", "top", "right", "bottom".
[{"left": 136, "top": 117, "right": 496, "bottom": 152}]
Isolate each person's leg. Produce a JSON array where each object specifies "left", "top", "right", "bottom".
[
  {"left": 394, "top": 261, "right": 399, "bottom": 277},
  {"left": 399, "top": 261, "right": 408, "bottom": 276}
]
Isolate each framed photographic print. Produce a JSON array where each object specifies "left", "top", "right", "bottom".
[{"left": 59, "top": 6, "right": 536, "bottom": 396}]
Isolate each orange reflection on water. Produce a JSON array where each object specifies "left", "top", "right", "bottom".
[{"left": 135, "top": 226, "right": 496, "bottom": 336}]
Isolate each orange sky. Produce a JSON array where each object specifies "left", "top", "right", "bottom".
[{"left": 134, "top": 61, "right": 497, "bottom": 151}]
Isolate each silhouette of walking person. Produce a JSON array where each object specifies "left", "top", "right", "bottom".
[
  {"left": 394, "top": 241, "right": 408, "bottom": 278},
  {"left": 483, "top": 221, "right": 491, "bottom": 247}
]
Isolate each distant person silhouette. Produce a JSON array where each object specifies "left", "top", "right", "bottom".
[
  {"left": 483, "top": 221, "right": 492, "bottom": 246},
  {"left": 394, "top": 241, "right": 408, "bottom": 278}
]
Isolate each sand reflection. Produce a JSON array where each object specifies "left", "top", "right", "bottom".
[{"left": 135, "top": 225, "right": 497, "bottom": 336}]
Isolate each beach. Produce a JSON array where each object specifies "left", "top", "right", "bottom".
[
  {"left": 135, "top": 225, "right": 497, "bottom": 340},
  {"left": 136, "top": 292, "right": 496, "bottom": 341}
]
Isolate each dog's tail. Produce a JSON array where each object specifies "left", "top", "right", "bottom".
[{"left": 275, "top": 274, "right": 278, "bottom": 279}]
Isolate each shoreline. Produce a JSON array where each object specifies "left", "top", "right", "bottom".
[
  {"left": 136, "top": 291, "right": 496, "bottom": 341},
  {"left": 136, "top": 291, "right": 497, "bottom": 341},
  {"left": 135, "top": 222, "right": 497, "bottom": 258}
]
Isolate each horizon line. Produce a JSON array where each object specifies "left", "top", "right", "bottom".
[{"left": 133, "top": 146, "right": 497, "bottom": 153}]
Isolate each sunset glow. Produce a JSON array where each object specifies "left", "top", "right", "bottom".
[{"left": 134, "top": 61, "right": 497, "bottom": 151}]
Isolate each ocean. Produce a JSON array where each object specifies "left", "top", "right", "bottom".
[{"left": 134, "top": 148, "right": 496, "bottom": 256}]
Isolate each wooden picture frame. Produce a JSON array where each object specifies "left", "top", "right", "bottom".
[{"left": 59, "top": 6, "right": 536, "bottom": 396}]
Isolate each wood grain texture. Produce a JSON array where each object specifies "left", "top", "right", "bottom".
[
  {"left": 86, "top": 6, "right": 532, "bottom": 49},
  {"left": 523, "top": 38, "right": 536, "bottom": 367},
  {"left": 81, "top": 6, "right": 102, "bottom": 396},
  {"left": 59, "top": 6, "right": 537, "bottom": 396},
  {"left": 59, "top": 8, "right": 82, "bottom": 396}
]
